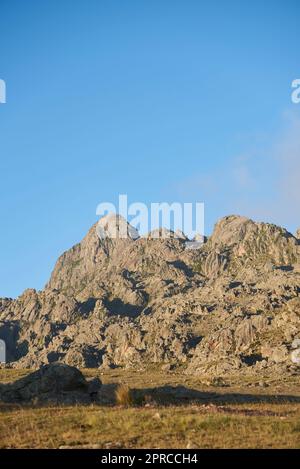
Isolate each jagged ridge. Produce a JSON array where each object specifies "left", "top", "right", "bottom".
[{"left": 0, "top": 214, "right": 300, "bottom": 380}]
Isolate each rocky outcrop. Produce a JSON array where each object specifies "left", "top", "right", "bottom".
[
  {"left": 0, "top": 363, "right": 102, "bottom": 403},
  {"left": 0, "top": 214, "right": 300, "bottom": 379}
]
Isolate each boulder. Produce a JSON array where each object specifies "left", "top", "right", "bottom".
[{"left": 0, "top": 363, "right": 102, "bottom": 403}]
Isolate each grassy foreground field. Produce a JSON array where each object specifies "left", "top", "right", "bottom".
[{"left": 0, "top": 368, "right": 300, "bottom": 449}]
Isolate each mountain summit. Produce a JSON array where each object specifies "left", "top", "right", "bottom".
[
  {"left": 0, "top": 215, "right": 300, "bottom": 379},
  {"left": 96, "top": 213, "right": 140, "bottom": 240}
]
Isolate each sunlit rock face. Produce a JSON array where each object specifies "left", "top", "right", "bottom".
[
  {"left": 0, "top": 214, "right": 300, "bottom": 379},
  {"left": 96, "top": 213, "right": 140, "bottom": 241}
]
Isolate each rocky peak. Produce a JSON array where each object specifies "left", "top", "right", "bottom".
[
  {"left": 207, "top": 215, "right": 299, "bottom": 266},
  {"left": 96, "top": 213, "right": 139, "bottom": 240},
  {"left": 1, "top": 213, "right": 300, "bottom": 377},
  {"left": 46, "top": 214, "right": 140, "bottom": 293},
  {"left": 209, "top": 215, "right": 253, "bottom": 247}
]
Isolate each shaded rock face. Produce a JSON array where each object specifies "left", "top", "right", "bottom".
[
  {"left": 0, "top": 214, "right": 300, "bottom": 378},
  {"left": 0, "top": 363, "right": 102, "bottom": 403}
]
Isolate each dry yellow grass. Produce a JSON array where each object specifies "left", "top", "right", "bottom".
[
  {"left": 0, "top": 402, "right": 300, "bottom": 448},
  {"left": 115, "top": 384, "right": 134, "bottom": 407},
  {"left": 1, "top": 368, "right": 300, "bottom": 448}
]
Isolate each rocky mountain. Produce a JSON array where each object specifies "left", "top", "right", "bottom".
[{"left": 1, "top": 214, "right": 300, "bottom": 380}]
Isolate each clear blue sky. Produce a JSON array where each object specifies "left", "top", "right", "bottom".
[{"left": 0, "top": 0, "right": 300, "bottom": 297}]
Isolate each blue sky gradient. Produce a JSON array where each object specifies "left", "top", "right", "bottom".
[{"left": 0, "top": 0, "right": 300, "bottom": 297}]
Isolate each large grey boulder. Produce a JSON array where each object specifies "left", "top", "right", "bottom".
[{"left": 0, "top": 363, "right": 102, "bottom": 403}]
